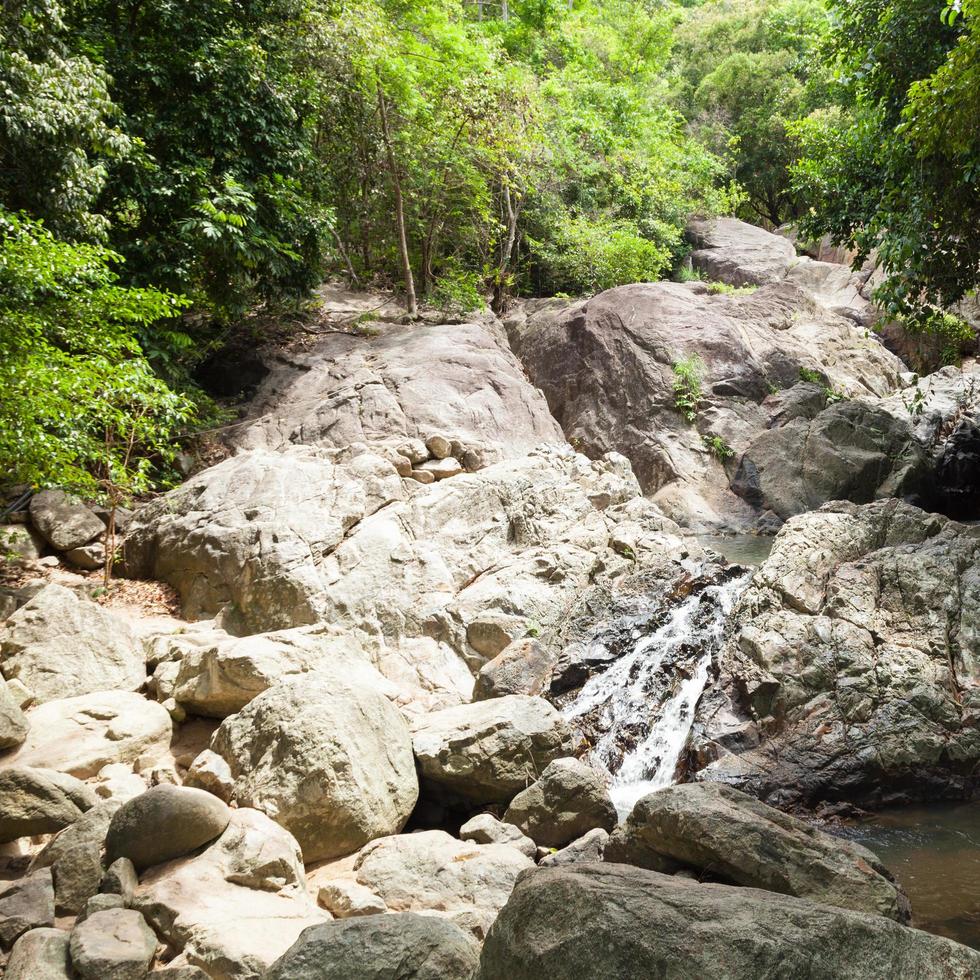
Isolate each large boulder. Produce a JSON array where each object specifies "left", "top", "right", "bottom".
[
  {"left": 29, "top": 490, "right": 104, "bottom": 552},
  {"left": 133, "top": 808, "right": 326, "bottom": 979},
  {"left": 0, "top": 869, "right": 55, "bottom": 948},
  {"left": 204, "top": 673, "right": 418, "bottom": 862},
  {"left": 32, "top": 800, "right": 122, "bottom": 914},
  {"left": 0, "top": 766, "right": 97, "bottom": 842},
  {"left": 476, "top": 864, "right": 980, "bottom": 980},
  {"left": 473, "top": 639, "right": 558, "bottom": 701},
  {"left": 694, "top": 500, "right": 980, "bottom": 806},
  {"left": 2, "top": 691, "right": 172, "bottom": 779},
  {"left": 605, "top": 784, "right": 909, "bottom": 922},
  {"left": 68, "top": 908, "right": 157, "bottom": 980},
  {"left": 0, "top": 585, "right": 145, "bottom": 703},
  {"left": 731, "top": 399, "right": 926, "bottom": 519},
  {"left": 687, "top": 217, "right": 798, "bottom": 287},
  {"left": 266, "top": 914, "right": 480, "bottom": 980},
  {"left": 5, "top": 928, "right": 72, "bottom": 979},
  {"left": 503, "top": 758, "right": 617, "bottom": 848},
  {"left": 513, "top": 281, "right": 904, "bottom": 531},
  {"left": 229, "top": 316, "right": 564, "bottom": 461},
  {"left": 105, "top": 785, "right": 231, "bottom": 871},
  {"left": 412, "top": 695, "right": 575, "bottom": 806},
  {"left": 351, "top": 830, "right": 533, "bottom": 938}
]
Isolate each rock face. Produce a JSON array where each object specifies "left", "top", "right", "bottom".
[
  {"left": 512, "top": 279, "right": 903, "bottom": 531},
  {"left": 32, "top": 801, "right": 121, "bottom": 914},
  {"left": 105, "top": 785, "right": 232, "bottom": 871},
  {"left": 29, "top": 490, "right": 104, "bottom": 552},
  {"left": 228, "top": 317, "right": 564, "bottom": 461},
  {"left": 133, "top": 808, "right": 326, "bottom": 979},
  {"left": 352, "top": 831, "right": 533, "bottom": 938},
  {"left": 69, "top": 908, "right": 157, "bottom": 980},
  {"left": 5, "top": 927, "right": 72, "bottom": 980},
  {"left": 606, "top": 784, "right": 909, "bottom": 922},
  {"left": 0, "top": 585, "right": 144, "bottom": 703},
  {"left": 731, "top": 400, "right": 926, "bottom": 519},
  {"left": 205, "top": 673, "right": 418, "bottom": 861},
  {"left": 3, "top": 691, "right": 172, "bottom": 778},
  {"left": 412, "top": 695, "right": 575, "bottom": 806},
  {"left": 503, "top": 758, "right": 617, "bottom": 848},
  {"left": 476, "top": 864, "right": 980, "bottom": 980},
  {"left": 0, "top": 767, "right": 97, "bottom": 842},
  {"left": 267, "top": 914, "right": 481, "bottom": 980},
  {"left": 695, "top": 500, "right": 980, "bottom": 806}
]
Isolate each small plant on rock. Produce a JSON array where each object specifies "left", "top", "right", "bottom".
[
  {"left": 702, "top": 434, "right": 735, "bottom": 460},
  {"left": 672, "top": 355, "right": 705, "bottom": 423}
]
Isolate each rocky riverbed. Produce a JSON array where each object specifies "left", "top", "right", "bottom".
[{"left": 1, "top": 218, "right": 979, "bottom": 977}]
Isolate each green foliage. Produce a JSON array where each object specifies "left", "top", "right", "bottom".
[
  {"left": 0, "top": 210, "right": 195, "bottom": 496},
  {"left": 798, "top": 366, "right": 844, "bottom": 404},
  {"left": 672, "top": 354, "right": 705, "bottom": 423},
  {"left": 792, "top": 0, "right": 980, "bottom": 323},
  {"left": 702, "top": 434, "right": 735, "bottom": 460}
]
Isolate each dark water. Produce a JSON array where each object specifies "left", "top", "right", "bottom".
[
  {"left": 696, "top": 533, "right": 775, "bottom": 567},
  {"left": 837, "top": 802, "right": 980, "bottom": 949}
]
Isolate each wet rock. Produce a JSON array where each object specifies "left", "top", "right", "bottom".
[
  {"left": 267, "top": 913, "right": 480, "bottom": 980},
  {"left": 29, "top": 490, "right": 104, "bottom": 552},
  {"left": 69, "top": 908, "right": 157, "bottom": 980},
  {"left": 352, "top": 830, "right": 533, "bottom": 939},
  {"left": 105, "top": 785, "right": 231, "bottom": 871},
  {"left": 476, "top": 864, "right": 980, "bottom": 980},
  {"left": 538, "top": 827, "right": 609, "bottom": 868},
  {"left": 607, "top": 784, "right": 909, "bottom": 922},
  {"left": 0, "top": 868, "right": 55, "bottom": 948},
  {"left": 0, "top": 584, "right": 144, "bottom": 703},
  {"left": 5, "top": 927, "right": 72, "bottom": 979},
  {"left": 206, "top": 673, "right": 418, "bottom": 862},
  {"left": 3, "top": 691, "right": 172, "bottom": 779},
  {"left": 412, "top": 695, "right": 575, "bottom": 806},
  {"left": 31, "top": 800, "right": 121, "bottom": 915},
  {"left": 473, "top": 639, "right": 558, "bottom": 701},
  {"left": 503, "top": 758, "right": 617, "bottom": 848},
  {"left": 459, "top": 813, "right": 537, "bottom": 859},
  {"left": 0, "top": 767, "right": 97, "bottom": 842}
]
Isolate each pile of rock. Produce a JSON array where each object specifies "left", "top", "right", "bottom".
[{"left": 383, "top": 432, "right": 485, "bottom": 484}]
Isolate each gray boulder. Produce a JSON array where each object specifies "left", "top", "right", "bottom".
[
  {"left": 105, "top": 785, "right": 231, "bottom": 872},
  {"left": 69, "top": 908, "right": 157, "bottom": 980},
  {"left": 687, "top": 216, "right": 798, "bottom": 286},
  {"left": 267, "top": 913, "right": 480, "bottom": 980},
  {"left": 459, "top": 813, "right": 537, "bottom": 859},
  {"left": 0, "top": 584, "right": 144, "bottom": 703},
  {"left": 31, "top": 800, "right": 121, "bottom": 914},
  {"left": 78, "top": 893, "right": 126, "bottom": 922},
  {"left": 0, "top": 766, "right": 97, "bottom": 842},
  {"left": 412, "top": 695, "right": 575, "bottom": 806},
  {"left": 696, "top": 500, "right": 980, "bottom": 806},
  {"left": 605, "top": 784, "right": 909, "bottom": 922},
  {"left": 503, "top": 758, "right": 617, "bottom": 848},
  {"left": 0, "top": 524, "right": 45, "bottom": 560},
  {"left": 476, "top": 864, "right": 980, "bottom": 980},
  {"left": 206, "top": 673, "right": 418, "bottom": 862},
  {"left": 0, "top": 676, "right": 29, "bottom": 748},
  {"left": 0, "top": 869, "right": 55, "bottom": 948},
  {"left": 101, "top": 858, "right": 138, "bottom": 904},
  {"left": 5, "top": 928, "right": 72, "bottom": 980},
  {"left": 473, "top": 639, "right": 558, "bottom": 701},
  {"left": 538, "top": 828, "right": 608, "bottom": 868},
  {"left": 29, "top": 490, "right": 104, "bottom": 552}
]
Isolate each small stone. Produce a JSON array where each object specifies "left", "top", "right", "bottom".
[
  {"left": 397, "top": 439, "right": 429, "bottom": 464},
  {"left": 392, "top": 454, "right": 413, "bottom": 477},
  {"left": 419, "top": 457, "right": 463, "bottom": 480},
  {"left": 29, "top": 490, "right": 104, "bottom": 552},
  {"left": 539, "top": 827, "right": 609, "bottom": 867},
  {"left": 37, "top": 556, "right": 60, "bottom": 567},
  {"left": 161, "top": 697, "right": 186, "bottom": 723},
  {"left": 69, "top": 908, "right": 157, "bottom": 980},
  {"left": 408, "top": 468, "right": 435, "bottom": 485},
  {"left": 460, "top": 813, "right": 537, "bottom": 860},
  {"left": 460, "top": 448, "right": 484, "bottom": 472},
  {"left": 64, "top": 543, "right": 105, "bottom": 571},
  {"left": 182, "top": 749, "right": 234, "bottom": 803},
  {"left": 101, "top": 858, "right": 138, "bottom": 905},
  {"left": 0, "top": 869, "right": 55, "bottom": 948},
  {"left": 105, "top": 785, "right": 231, "bottom": 872},
  {"left": 78, "top": 893, "right": 125, "bottom": 923},
  {"left": 425, "top": 434, "right": 453, "bottom": 459},
  {"left": 5, "top": 927, "right": 72, "bottom": 980},
  {"left": 317, "top": 879, "right": 388, "bottom": 918}
]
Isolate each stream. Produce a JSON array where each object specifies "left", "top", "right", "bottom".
[{"left": 561, "top": 533, "right": 980, "bottom": 949}]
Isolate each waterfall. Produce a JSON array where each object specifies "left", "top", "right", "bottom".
[{"left": 562, "top": 570, "right": 752, "bottom": 818}]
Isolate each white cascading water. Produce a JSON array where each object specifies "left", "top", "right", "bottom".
[{"left": 563, "top": 570, "right": 752, "bottom": 817}]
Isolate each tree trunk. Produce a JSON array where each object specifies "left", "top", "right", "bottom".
[
  {"left": 492, "top": 184, "right": 521, "bottom": 313},
  {"left": 377, "top": 89, "right": 417, "bottom": 317}
]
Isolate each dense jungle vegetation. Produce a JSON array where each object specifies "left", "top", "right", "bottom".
[{"left": 1, "top": 0, "right": 978, "bottom": 495}]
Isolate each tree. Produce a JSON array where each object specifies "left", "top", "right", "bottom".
[{"left": 792, "top": 0, "right": 980, "bottom": 325}]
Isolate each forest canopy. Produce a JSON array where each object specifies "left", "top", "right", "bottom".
[{"left": 1, "top": 0, "right": 978, "bottom": 494}]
